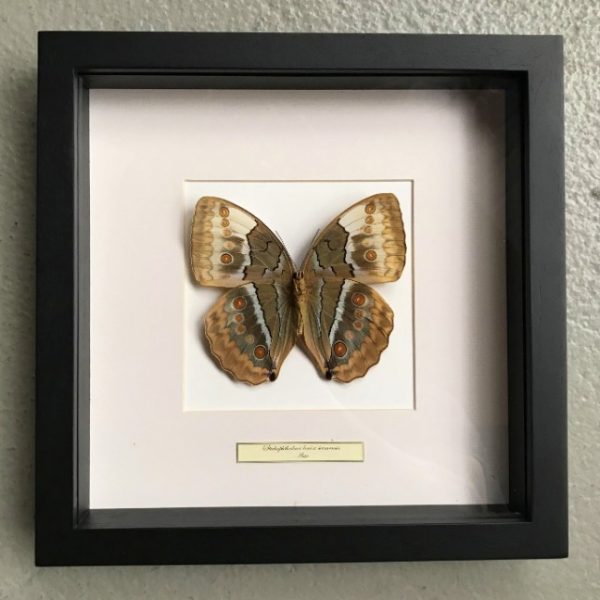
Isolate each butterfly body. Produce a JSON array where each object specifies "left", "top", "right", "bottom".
[{"left": 191, "top": 194, "right": 406, "bottom": 384}]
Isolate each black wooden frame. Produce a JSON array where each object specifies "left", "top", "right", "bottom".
[{"left": 36, "top": 32, "right": 566, "bottom": 565}]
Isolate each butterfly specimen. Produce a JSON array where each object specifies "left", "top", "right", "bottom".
[{"left": 190, "top": 194, "right": 406, "bottom": 384}]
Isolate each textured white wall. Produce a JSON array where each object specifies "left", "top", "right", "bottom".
[{"left": 0, "top": 1, "right": 598, "bottom": 598}]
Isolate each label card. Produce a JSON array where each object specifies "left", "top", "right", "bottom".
[{"left": 237, "top": 442, "right": 364, "bottom": 463}]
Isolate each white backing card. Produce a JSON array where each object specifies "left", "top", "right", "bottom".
[
  {"left": 184, "top": 180, "right": 414, "bottom": 411},
  {"left": 89, "top": 89, "right": 508, "bottom": 508}
]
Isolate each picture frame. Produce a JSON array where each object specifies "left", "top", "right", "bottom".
[{"left": 36, "top": 32, "right": 566, "bottom": 565}]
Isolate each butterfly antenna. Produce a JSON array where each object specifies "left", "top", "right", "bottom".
[
  {"left": 309, "top": 228, "right": 321, "bottom": 247},
  {"left": 275, "top": 231, "right": 289, "bottom": 253},
  {"left": 276, "top": 232, "right": 298, "bottom": 272}
]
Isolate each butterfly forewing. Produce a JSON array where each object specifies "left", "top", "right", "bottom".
[
  {"left": 301, "top": 193, "right": 406, "bottom": 284},
  {"left": 191, "top": 196, "right": 295, "bottom": 287}
]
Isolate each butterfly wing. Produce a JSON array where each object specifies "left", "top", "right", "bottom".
[
  {"left": 204, "top": 281, "right": 298, "bottom": 385},
  {"left": 191, "top": 196, "right": 295, "bottom": 287},
  {"left": 301, "top": 193, "right": 406, "bottom": 284},
  {"left": 192, "top": 197, "right": 297, "bottom": 384},
  {"left": 300, "top": 277, "right": 394, "bottom": 382},
  {"left": 299, "top": 193, "right": 405, "bottom": 382}
]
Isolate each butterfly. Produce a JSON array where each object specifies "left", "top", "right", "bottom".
[{"left": 190, "top": 194, "right": 406, "bottom": 384}]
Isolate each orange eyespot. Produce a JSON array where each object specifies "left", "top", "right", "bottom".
[
  {"left": 353, "top": 320, "right": 364, "bottom": 331},
  {"left": 363, "top": 226, "right": 372, "bottom": 234},
  {"left": 220, "top": 252, "right": 233, "bottom": 264},
  {"left": 254, "top": 345, "right": 267, "bottom": 360},
  {"left": 223, "top": 228, "right": 232, "bottom": 237},
  {"left": 221, "top": 218, "right": 230, "bottom": 227},
  {"left": 364, "top": 249, "right": 378, "bottom": 262},
  {"left": 351, "top": 292, "right": 366, "bottom": 306},
  {"left": 354, "top": 309, "right": 364, "bottom": 319},
  {"left": 365, "top": 202, "right": 376, "bottom": 214},
  {"left": 333, "top": 341, "right": 348, "bottom": 358},
  {"left": 219, "top": 206, "right": 230, "bottom": 217},
  {"left": 245, "top": 334, "right": 255, "bottom": 344},
  {"left": 234, "top": 313, "right": 244, "bottom": 323},
  {"left": 236, "top": 324, "right": 246, "bottom": 335},
  {"left": 365, "top": 215, "right": 374, "bottom": 224},
  {"left": 232, "top": 296, "right": 246, "bottom": 310}
]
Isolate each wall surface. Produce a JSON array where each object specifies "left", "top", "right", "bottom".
[{"left": 0, "top": 0, "right": 598, "bottom": 598}]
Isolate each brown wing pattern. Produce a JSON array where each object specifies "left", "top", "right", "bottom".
[
  {"left": 301, "top": 193, "right": 406, "bottom": 284},
  {"left": 191, "top": 196, "right": 294, "bottom": 287},
  {"left": 204, "top": 282, "right": 298, "bottom": 385},
  {"left": 297, "top": 193, "right": 404, "bottom": 382},
  {"left": 300, "top": 278, "right": 394, "bottom": 382}
]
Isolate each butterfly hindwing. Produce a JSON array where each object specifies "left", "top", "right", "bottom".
[
  {"left": 204, "top": 282, "right": 298, "bottom": 385},
  {"left": 300, "top": 278, "right": 394, "bottom": 382},
  {"left": 191, "top": 196, "right": 294, "bottom": 287},
  {"left": 301, "top": 193, "right": 406, "bottom": 284}
]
